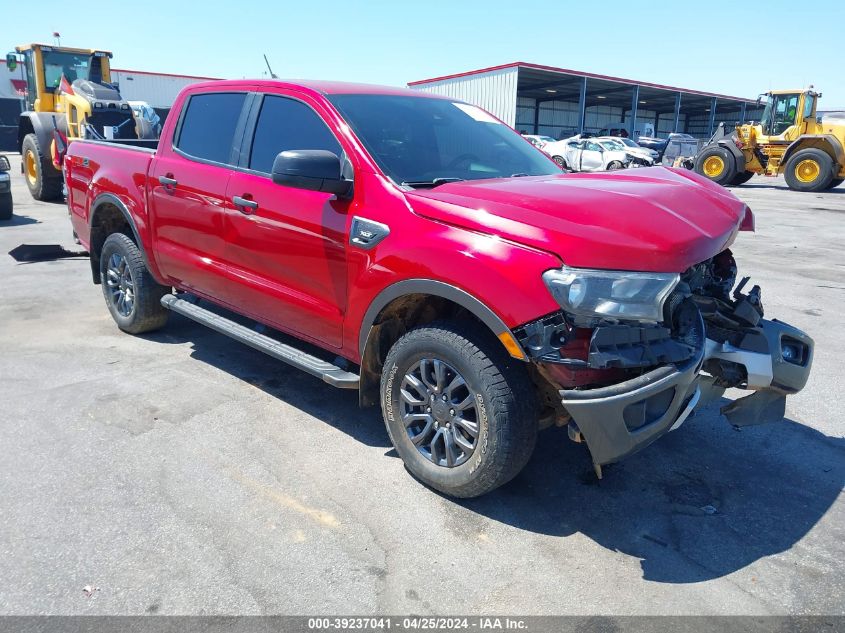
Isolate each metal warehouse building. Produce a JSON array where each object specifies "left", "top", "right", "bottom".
[{"left": 409, "top": 62, "right": 761, "bottom": 140}]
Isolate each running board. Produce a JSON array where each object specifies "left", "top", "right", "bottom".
[{"left": 161, "top": 294, "right": 359, "bottom": 389}]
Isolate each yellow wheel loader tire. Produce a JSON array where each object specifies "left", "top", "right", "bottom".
[
  {"left": 694, "top": 146, "right": 736, "bottom": 186},
  {"left": 729, "top": 171, "right": 754, "bottom": 186},
  {"left": 784, "top": 149, "right": 834, "bottom": 192},
  {"left": 21, "top": 134, "right": 63, "bottom": 202}
]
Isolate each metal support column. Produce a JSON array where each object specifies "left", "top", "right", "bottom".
[
  {"left": 707, "top": 97, "right": 717, "bottom": 136},
  {"left": 672, "top": 92, "right": 682, "bottom": 133},
  {"left": 740, "top": 102, "right": 747, "bottom": 124},
  {"left": 533, "top": 100, "right": 540, "bottom": 134},
  {"left": 577, "top": 76, "right": 587, "bottom": 134},
  {"left": 629, "top": 85, "right": 639, "bottom": 137}
]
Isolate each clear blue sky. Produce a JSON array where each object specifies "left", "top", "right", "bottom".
[{"left": 3, "top": 0, "right": 843, "bottom": 104}]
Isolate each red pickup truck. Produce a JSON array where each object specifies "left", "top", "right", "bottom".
[{"left": 64, "top": 79, "right": 813, "bottom": 497}]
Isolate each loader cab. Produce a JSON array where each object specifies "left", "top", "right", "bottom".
[
  {"left": 758, "top": 89, "right": 819, "bottom": 140},
  {"left": 13, "top": 44, "right": 113, "bottom": 113}
]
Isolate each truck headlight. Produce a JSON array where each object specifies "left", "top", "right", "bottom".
[{"left": 542, "top": 266, "right": 679, "bottom": 322}]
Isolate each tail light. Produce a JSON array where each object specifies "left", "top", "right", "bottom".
[{"left": 740, "top": 206, "right": 755, "bottom": 232}]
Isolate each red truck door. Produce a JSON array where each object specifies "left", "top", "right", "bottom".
[
  {"left": 222, "top": 92, "right": 349, "bottom": 349},
  {"left": 148, "top": 91, "right": 249, "bottom": 297}
]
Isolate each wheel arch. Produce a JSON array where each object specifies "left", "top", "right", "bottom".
[
  {"left": 716, "top": 139, "right": 747, "bottom": 173},
  {"left": 88, "top": 193, "right": 148, "bottom": 284},
  {"left": 782, "top": 135, "right": 844, "bottom": 170},
  {"left": 18, "top": 112, "right": 56, "bottom": 155},
  {"left": 357, "top": 280, "right": 527, "bottom": 407}
]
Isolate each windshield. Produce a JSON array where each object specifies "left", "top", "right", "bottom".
[
  {"left": 618, "top": 138, "right": 638, "bottom": 147},
  {"left": 328, "top": 94, "right": 560, "bottom": 186},
  {"left": 42, "top": 51, "right": 95, "bottom": 91}
]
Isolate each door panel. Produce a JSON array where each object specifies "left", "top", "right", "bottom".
[
  {"left": 149, "top": 156, "right": 232, "bottom": 296},
  {"left": 219, "top": 93, "right": 350, "bottom": 349},
  {"left": 223, "top": 174, "right": 348, "bottom": 348},
  {"left": 148, "top": 91, "right": 248, "bottom": 296}
]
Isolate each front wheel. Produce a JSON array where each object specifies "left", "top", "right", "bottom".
[
  {"left": 694, "top": 146, "right": 736, "bottom": 186},
  {"left": 552, "top": 155, "right": 567, "bottom": 169},
  {"left": 99, "top": 233, "right": 170, "bottom": 334},
  {"left": 606, "top": 161, "right": 624, "bottom": 170},
  {"left": 381, "top": 322, "right": 538, "bottom": 498},
  {"left": 21, "top": 133, "right": 63, "bottom": 201}
]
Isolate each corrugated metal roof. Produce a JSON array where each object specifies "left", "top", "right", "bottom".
[{"left": 409, "top": 61, "right": 755, "bottom": 103}]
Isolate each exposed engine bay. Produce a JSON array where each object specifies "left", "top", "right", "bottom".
[{"left": 514, "top": 250, "right": 814, "bottom": 470}]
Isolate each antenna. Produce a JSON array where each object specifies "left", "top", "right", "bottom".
[{"left": 263, "top": 54, "right": 278, "bottom": 79}]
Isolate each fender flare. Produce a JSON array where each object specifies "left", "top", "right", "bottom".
[
  {"left": 88, "top": 193, "right": 151, "bottom": 282},
  {"left": 715, "top": 139, "right": 747, "bottom": 173},
  {"left": 781, "top": 134, "right": 844, "bottom": 169},
  {"left": 18, "top": 112, "right": 65, "bottom": 156},
  {"left": 358, "top": 278, "right": 526, "bottom": 360}
]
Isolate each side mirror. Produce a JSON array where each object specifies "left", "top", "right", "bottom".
[{"left": 271, "top": 150, "right": 352, "bottom": 197}]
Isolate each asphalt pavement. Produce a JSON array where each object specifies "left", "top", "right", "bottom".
[{"left": 0, "top": 155, "right": 842, "bottom": 616}]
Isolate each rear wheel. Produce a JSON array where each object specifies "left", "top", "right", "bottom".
[
  {"left": 381, "top": 322, "right": 538, "bottom": 498},
  {"left": 99, "top": 233, "right": 169, "bottom": 334},
  {"left": 784, "top": 148, "right": 834, "bottom": 192},
  {"left": 729, "top": 171, "right": 754, "bottom": 186},
  {"left": 21, "top": 133, "right": 63, "bottom": 201},
  {"left": 694, "top": 146, "right": 736, "bottom": 186},
  {"left": 606, "top": 161, "right": 624, "bottom": 170}
]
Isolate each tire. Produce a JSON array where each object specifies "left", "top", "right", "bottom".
[
  {"left": 99, "top": 233, "right": 169, "bottom": 334},
  {"left": 783, "top": 148, "right": 834, "bottom": 192},
  {"left": 694, "top": 145, "right": 736, "bottom": 186},
  {"left": 606, "top": 161, "right": 624, "bottom": 171},
  {"left": 826, "top": 178, "right": 844, "bottom": 190},
  {"left": 552, "top": 155, "right": 566, "bottom": 169},
  {"left": 0, "top": 191, "right": 11, "bottom": 221},
  {"left": 21, "top": 133, "right": 63, "bottom": 201},
  {"left": 381, "top": 321, "right": 538, "bottom": 498},
  {"left": 729, "top": 171, "right": 754, "bottom": 186}
]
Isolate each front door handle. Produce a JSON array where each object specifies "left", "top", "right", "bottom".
[
  {"left": 158, "top": 175, "right": 177, "bottom": 188},
  {"left": 232, "top": 195, "right": 258, "bottom": 214}
]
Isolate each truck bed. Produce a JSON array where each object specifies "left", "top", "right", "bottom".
[{"left": 65, "top": 139, "right": 158, "bottom": 253}]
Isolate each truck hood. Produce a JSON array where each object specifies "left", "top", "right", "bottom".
[{"left": 405, "top": 167, "right": 748, "bottom": 272}]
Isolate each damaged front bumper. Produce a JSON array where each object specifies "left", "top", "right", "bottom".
[{"left": 559, "top": 318, "right": 814, "bottom": 469}]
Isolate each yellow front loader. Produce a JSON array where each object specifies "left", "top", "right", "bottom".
[
  {"left": 9, "top": 43, "right": 158, "bottom": 201},
  {"left": 694, "top": 87, "right": 845, "bottom": 192}
]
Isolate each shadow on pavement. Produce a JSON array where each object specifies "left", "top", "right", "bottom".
[
  {"left": 0, "top": 214, "right": 40, "bottom": 227},
  {"left": 739, "top": 183, "right": 845, "bottom": 194},
  {"left": 459, "top": 406, "right": 844, "bottom": 584},
  {"left": 146, "top": 313, "right": 844, "bottom": 584}
]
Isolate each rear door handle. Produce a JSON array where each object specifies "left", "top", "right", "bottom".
[
  {"left": 158, "top": 175, "right": 178, "bottom": 187},
  {"left": 232, "top": 195, "right": 258, "bottom": 214}
]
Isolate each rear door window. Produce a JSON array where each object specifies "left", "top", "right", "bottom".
[
  {"left": 176, "top": 92, "right": 247, "bottom": 164},
  {"left": 248, "top": 95, "right": 341, "bottom": 174}
]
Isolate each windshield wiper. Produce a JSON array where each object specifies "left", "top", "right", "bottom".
[{"left": 401, "top": 177, "right": 464, "bottom": 189}]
